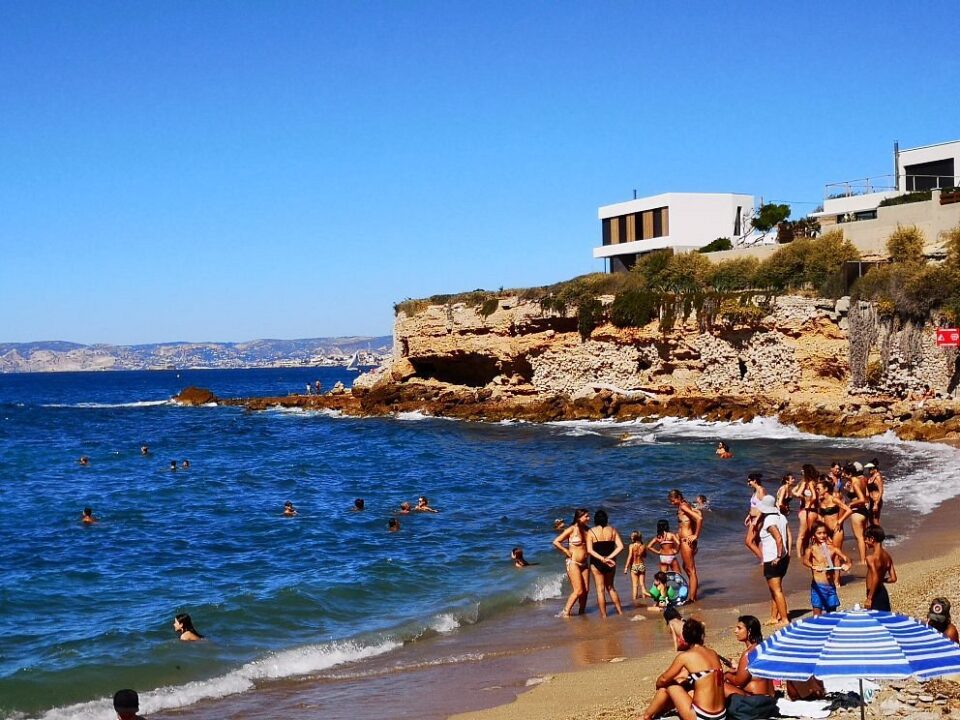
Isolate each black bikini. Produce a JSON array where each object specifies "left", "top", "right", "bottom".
[{"left": 591, "top": 531, "right": 617, "bottom": 574}]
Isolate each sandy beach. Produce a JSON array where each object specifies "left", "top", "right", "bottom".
[{"left": 451, "top": 496, "right": 960, "bottom": 720}]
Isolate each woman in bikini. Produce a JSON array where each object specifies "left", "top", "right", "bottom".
[
  {"left": 670, "top": 489, "right": 703, "bottom": 603},
  {"left": 586, "top": 508, "right": 625, "bottom": 617},
  {"left": 864, "top": 461, "right": 884, "bottom": 522},
  {"left": 844, "top": 463, "right": 872, "bottom": 564},
  {"left": 648, "top": 519, "right": 682, "bottom": 574},
  {"left": 792, "top": 464, "right": 820, "bottom": 559},
  {"left": 815, "top": 476, "right": 851, "bottom": 549},
  {"left": 640, "top": 618, "right": 727, "bottom": 720},
  {"left": 743, "top": 473, "right": 767, "bottom": 555},
  {"left": 552, "top": 508, "right": 591, "bottom": 616}
]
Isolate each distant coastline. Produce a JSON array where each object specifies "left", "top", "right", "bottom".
[{"left": 0, "top": 336, "right": 391, "bottom": 373}]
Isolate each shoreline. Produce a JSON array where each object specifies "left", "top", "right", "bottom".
[{"left": 449, "top": 494, "right": 960, "bottom": 720}]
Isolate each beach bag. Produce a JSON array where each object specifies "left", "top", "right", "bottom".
[{"left": 727, "top": 694, "right": 780, "bottom": 720}]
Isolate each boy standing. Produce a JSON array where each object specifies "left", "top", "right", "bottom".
[{"left": 864, "top": 525, "right": 897, "bottom": 611}]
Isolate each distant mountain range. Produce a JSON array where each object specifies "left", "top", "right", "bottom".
[{"left": 0, "top": 336, "right": 393, "bottom": 373}]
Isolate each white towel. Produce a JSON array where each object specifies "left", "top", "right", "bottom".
[
  {"left": 821, "top": 677, "right": 881, "bottom": 703},
  {"left": 776, "top": 698, "right": 831, "bottom": 718}
]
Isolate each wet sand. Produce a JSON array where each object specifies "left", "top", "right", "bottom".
[{"left": 450, "top": 494, "right": 960, "bottom": 720}]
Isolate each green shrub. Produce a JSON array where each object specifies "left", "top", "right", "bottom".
[
  {"left": 577, "top": 297, "right": 605, "bottom": 340},
  {"left": 878, "top": 191, "right": 931, "bottom": 208},
  {"left": 610, "top": 290, "right": 658, "bottom": 328},
  {"left": 886, "top": 225, "right": 925, "bottom": 264},
  {"left": 708, "top": 257, "right": 760, "bottom": 292},
  {"left": 754, "top": 230, "right": 858, "bottom": 291},
  {"left": 943, "top": 225, "right": 960, "bottom": 270},
  {"left": 753, "top": 203, "right": 791, "bottom": 233},
  {"left": 479, "top": 298, "right": 500, "bottom": 318},
  {"left": 699, "top": 237, "right": 732, "bottom": 253}
]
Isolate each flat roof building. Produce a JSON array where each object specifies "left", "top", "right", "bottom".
[{"left": 594, "top": 192, "right": 755, "bottom": 273}]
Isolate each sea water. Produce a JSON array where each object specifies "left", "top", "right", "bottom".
[{"left": 1, "top": 368, "right": 958, "bottom": 719}]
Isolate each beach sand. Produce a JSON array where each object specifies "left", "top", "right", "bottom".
[{"left": 450, "top": 497, "right": 960, "bottom": 720}]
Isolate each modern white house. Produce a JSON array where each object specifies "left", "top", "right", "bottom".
[
  {"left": 594, "top": 192, "right": 755, "bottom": 273},
  {"left": 811, "top": 139, "right": 960, "bottom": 256}
]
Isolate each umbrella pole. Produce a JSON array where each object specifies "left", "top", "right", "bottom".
[{"left": 860, "top": 678, "right": 866, "bottom": 720}]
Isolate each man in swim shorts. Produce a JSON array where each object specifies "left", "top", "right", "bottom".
[{"left": 865, "top": 525, "right": 896, "bottom": 611}]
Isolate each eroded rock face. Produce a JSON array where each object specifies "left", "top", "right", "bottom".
[
  {"left": 530, "top": 341, "right": 661, "bottom": 395},
  {"left": 174, "top": 387, "right": 219, "bottom": 406}
]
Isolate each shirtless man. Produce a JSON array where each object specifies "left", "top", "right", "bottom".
[
  {"left": 864, "top": 525, "right": 897, "bottom": 611},
  {"left": 668, "top": 490, "right": 702, "bottom": 602},
  {"left": 724, "top": 615, "right": 774, "bottom": 697}
]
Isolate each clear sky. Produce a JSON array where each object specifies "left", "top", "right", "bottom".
[{"left": 1, "top": 1, "right": 956, "bottom": 344}]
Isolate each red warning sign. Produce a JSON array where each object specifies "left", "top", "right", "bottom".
[{"left": 937, "top": 328, "right": 960, "bottom": 348}]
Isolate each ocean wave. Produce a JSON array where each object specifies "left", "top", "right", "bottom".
[
  {"left": 525, "top": 572, "right": 565, "bottom": 602},
  {"left": 40, "top": 399, "right": 173, "bottom": 409},
  {"left": 35, "top": 638, "right": 402, "bottom": 720}
]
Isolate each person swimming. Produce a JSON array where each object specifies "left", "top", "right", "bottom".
[
  {"left": 181, "top": 459, "right": 190, "bottom": 469},
  {"left": 716, "top": 441, "right": 733, "bottom": 459},
  {"left": 352, "top": 498, "right": 365, "bottom": 511},
  {"left": 415, "top": 496, "right": 439, "bottom": 513},
  {"left": 169, "top": 460, "right": 178, "bottom": 472},
  {"left": 511, "top": 547, "right": 532, "bottom": 568},
  {"left": 79, "top": 456, "right": 90, "bottom": 466},
  {"left": 282, "top": 501, "right": 297, "bottom": 516},
  {"left": 173, "top": 613, "right": 203, "bottom": 641},
  {"left": 387, "top": 518, "right": 400, "bottom": 532},
  {"left": 81, "top": 507, "right": 97, "bottom": 524}
]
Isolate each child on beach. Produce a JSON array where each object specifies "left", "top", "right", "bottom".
[
  {"left": 864, "top": 525, "right": 897, "bottom": 611},
  {"left": 623, "top": 531, "right": 649, "bottom": 603},
  {"left": 663, "top": 605, "right": 687, "bottom": 650},
  {"left": 647, "top": 520, "right": 681, "bottom": 574},
  {"left": 802, "top": 521, "right": 851, "bottom": 616}
]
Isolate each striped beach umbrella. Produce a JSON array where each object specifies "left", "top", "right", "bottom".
[{"left": 748, "top": 607, "right": 960, "bottom": 720}]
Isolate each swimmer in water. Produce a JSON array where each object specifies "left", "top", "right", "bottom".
[
  {"left": 352, "top": 498, "right": 365, "bottom": 511},
  {"left": 398, "top": 501, "right": 412, "bottom": 514},
  {"left": 511, "top": 547, "right": 532, "bottom": 568},
  {"left": 415, "top": 496, "right": 439, "bottom": 513},
  {"left": 553, "top": 518, "right": 566, "bottom": 531},
  {"left": 181, "top": 459, "right": 190, "bottom": 470},
  {"left": 79, "top": 456, "right": 90, "bottom": 466},
  {"left": 140, "top": 445, "right": 150, "bottom": 456},
  {"left": 282, "top": 501, "right": 297, "bottom": 516},
  {"left": 387, "top": 518, "right": 400, "bottom": 532},
  {"left": 81, "top": 507, "right": 97, "bottom": 524},
  {"left": 173, "top": 613, "right": 203, "bottom": 641},
  {"left": 692, "top": 495, "right": 710, "bottom": 511},
  {"left": 169, "top": 460, "right": 178, "bottom": 472},
  {"left": 716, "top": 441, "right": 733, "bottom": 459}
]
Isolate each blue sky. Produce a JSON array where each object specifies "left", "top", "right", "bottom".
[{"left": 1, "top": 1, "right": 956, "bottom": 344}]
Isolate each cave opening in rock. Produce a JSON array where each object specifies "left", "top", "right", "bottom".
[
  {"left": 738, "top": 359, "right": 748, "bottom": 380},
  {"left": 409, "top": 353, "right": 501, "bottom": 387}
]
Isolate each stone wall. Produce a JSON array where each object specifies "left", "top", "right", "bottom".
[{"left": 530, "top": 341, "right": 661, "bottom": 395}]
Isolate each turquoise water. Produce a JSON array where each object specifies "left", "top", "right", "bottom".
[{"left": 0, "top": 369, "right": 956, "bottom": 719}]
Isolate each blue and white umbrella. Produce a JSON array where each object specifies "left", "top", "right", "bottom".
[
  {"left": 750, "top": 607, "right": 960, "bottom": 680},
  {"left": 749, "top": 607, "right": 960, "bottom": 720}
]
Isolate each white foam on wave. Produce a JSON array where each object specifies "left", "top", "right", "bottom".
[
  {"left": 41, "top": 399, "right": 173, "bottom": 409},
  {"left": 526, "top": 572, "right": 565, "bottom": 602},
  {"left": 429, "top": 612, "right": 462, "bottom": 633},
  {"left": 394, "top": 410, "right": 455, "bottom": 422},
  {"left": 34, "top": 638, "right": 401, "bottom": 720}
]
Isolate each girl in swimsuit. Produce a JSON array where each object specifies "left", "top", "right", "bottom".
[
  {"left": 624, "top": 531, "right": 649, "bottom": 604},
  {"left": 865, "top": 461, "right": 884, "bottom": 522},
  {"left": 743, "top": 473, "right": 767, "bottom": 555},
  {"left": 648, "top": 519, "right": 682, "bottom": 574},
  {"left": 844, "top": 464, "right": 871, "bottom": 564},
  {"left": 792, "top": 464, "right": 820, "bottom": 559},
  {"left": 815, "top": 477, "right": 851, "bottom": 549},
  {"left": 670, "top": 489, "right": 703, "bottom": 603},
  {"left": 641, "top": 619, "right": 728, "bottom": 720},
  {"left": 586, "top": 508, "right": 624, "bottom": 617},
  {"left": 552, "top": 508, "right": 591, "bottom": 616}
]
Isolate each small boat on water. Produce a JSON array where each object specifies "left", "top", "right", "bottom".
[{"left": 346, "top": 352, "right": 361, "bottom": 371}]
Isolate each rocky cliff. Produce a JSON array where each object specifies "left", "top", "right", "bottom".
[{"left": 337, "top": 294, "right": 959, "bottom": 443}]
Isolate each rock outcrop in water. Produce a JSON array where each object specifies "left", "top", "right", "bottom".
[{"left": 183, "top": 294, "right": 960, "bottom": 445}]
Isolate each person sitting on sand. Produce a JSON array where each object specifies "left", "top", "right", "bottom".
[
  {"left": 282, "top": 501, "right": 297, "bottom": 517},
  {"left": 715, "top": 441, "right": 732, "bottom": 459},
  {"left": 927, "top": 598, "right": 959, "bottom": 643},
  {"left": 388, "top": 518, "right": 400, "bottom": 532},
  {"left": 415, "top": 496, "right": 439, "bottom": 513},
  {"left": 81, "top": 507, "right": 97, "bottom": 525},
  {"left": 724, "top": 615, "right": 774, "bottom": 697},
  {"left": 624, "top": 531, "right": 649, "bottom": 604},
  {"left": 864, "top": 525, "right": 896, "bottom": 611},
  {"left": 352, "top": 498, "right": 365, "bottom": 511},
  {"left": 511, "top": 547, "right": 532, "bottom": 568},
  {"left": 802, "top": 521, "right": 851, "bottom": 616},
  {"left": 113, "top": 689, "right": 146, "bottom": 720},
  {"left": 663, "top": 605, "right": 687, "bottom": 650},
  {"left": 640, "top": 618, "right": 727, "bottom": 720},
  {"left": 648, "top": 519, "right": 681, "bottom": 574},
  {"left": 172, "top": 613, "right": 203, "bottom": 641}
]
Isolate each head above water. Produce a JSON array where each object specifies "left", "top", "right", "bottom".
[
  {"left": 354, "top": 498, "right": 365, "bottom": 510},
  {"left": 593, "top": 509, "right": 609, "bottom": 527},
  {"left": 174, "top": 612, "right": 202, "bottom": 637}
]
